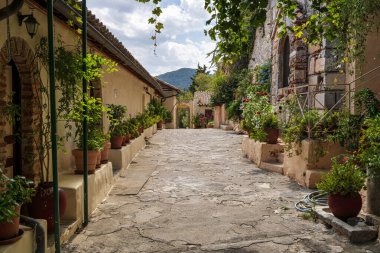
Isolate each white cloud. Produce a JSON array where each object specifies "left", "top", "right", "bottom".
[{"left": 88, "top": 0, "right": 216, "bottom": 76}]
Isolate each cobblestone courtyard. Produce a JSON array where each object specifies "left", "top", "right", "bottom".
[{"left": 63, "top": 129, "right": 379, "bottom": 253}]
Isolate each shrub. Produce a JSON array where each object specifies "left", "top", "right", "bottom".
[{"left": 317, "top": 156, "right": 366, "bottom": 196}]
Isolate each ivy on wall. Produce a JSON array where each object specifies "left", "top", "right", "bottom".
[{"left": 277, "top": 0, "right": 380, "bottom": 64}]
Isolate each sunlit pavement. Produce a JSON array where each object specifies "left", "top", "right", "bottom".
[{"left": 63, "top": 129, "right": 379, "bottom": 253}]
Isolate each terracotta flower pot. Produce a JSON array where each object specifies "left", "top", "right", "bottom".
[
  {"left": 138, "top": 127, "right": 144, "bottom": 135},
  {"left": 265, "top": 128, "right": 279, "bottom": 144},
  {"left": 96, "top": 151, "right": 101, "bottom": 168},
  {"left": 101, "top": 142, "right": 111, "bottom": 164},
  {"left": 0, "top": 205, "right": 20, "bottom": 241},
  {"left": 110, "top": 136, "right": 123, "bottom": 149},
  {"left": 121, "top": 136, "right": 127, "bottom": 146},
  {"left": 72, "top": 149, "right": 99, "bottom": 174},
  {"left": 157, "top": 120, "right": 163, "bottom": 130},
  {"left": 207, "top": 125, "right": 214, "bottom": 128},
  {"left": 125, "top": 134, "right": 131, "bottom": 144},
  {"left": 29, "top": 183, "right": 67, "bottom": 233},
  {"left": 328, "top": 192, "right": 362, "bottom": 220}
]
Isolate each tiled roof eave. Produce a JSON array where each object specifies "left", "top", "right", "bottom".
[{"left": 53, "top": 0, "right": 164, "bottom": 96}]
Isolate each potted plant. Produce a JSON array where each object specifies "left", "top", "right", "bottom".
[
  {"left": 101, "top": 132, "right": 111, "bottom": 164},
  {"left": 68, "top": 95, "right": 107, "bottom": 174},
  {"left": 207, "top": 121, "right": 214, "bottom": 128},
  {"left": 2, "top": 75, "right": 68, "bottom": 234},
  {"left": 262, "top": 113, "right": 279, "bottom": 144},
  {"left": 317, "top": 156, "right": 366, "bottom": 220},
  {"left": 106, "top": 104, "right": 127, "bottom": 147},
  {"left": 0, "top": 169, "right": 35, "bottom": 243},
  {"left": 109, "top": 123, "right": 124, "bottom": 149}
]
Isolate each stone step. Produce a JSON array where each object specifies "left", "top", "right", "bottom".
[
  {"left": 259, "top": 161, "right": 284, "bottom": 174},
  {"left": 277, "top": 152, "right": 284, "bottom": 163},
  {"left": 220, "top": 124, "right": 233, "bottom": 131}
]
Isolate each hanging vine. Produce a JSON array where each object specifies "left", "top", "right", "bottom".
[{"left": 137, "top": 0, "right": 268, "bottom": 66}]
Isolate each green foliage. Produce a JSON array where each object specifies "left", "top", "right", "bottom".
[
  {"left": 353, "top": 88, "right": 380, "bottom": 118},
  {"left": 328, "top": 112, "right": 362, "bottom": 152},
  {"left": 138, "top": 0, "right": 268, "bottom": 65},
  {"left": 277, "top": 0, "right": 380, "bottom": 64},
  {"left": 189, "top": 64, "right": 209, "bottom": 94},
  {"left": 359, "top": 115, "right": 380, "bottom": 177},
  {"left": 222, "top": 62, "right": 271, "bottom": 121},
  {"left": 317, "top": 156, "right": 366, "bottom": 196},
  {"left": 0, "top": 170, "right": 36, "bottom": 223},
  {"left": 178, "top": 109, "right": 190, "bottom": 128},
  {"left": 204, "top": 0, "right": 268, "bottom": 65},
  {"left": 177, "top": 91, "right": 194, "bottom": 103},
  {"left": 210, "top": 71, "right": 235, "bottom": 106},
  {"left": 66, "top": 94, "right": 107, "bottom": 150},
  {"left": 241, "top": 83, "right": 277, "bottom": 142},
  {"left": 37, "top": 37, "right": 117, "bottom": 121},
  {"left": 327, "top": 89, "right": 379, "bottom": 152},
  {"left": 191, "top": 114, "right": 207, "bottom": 128},
  {"left": 107, "top": 104, "right": 127, "bottom": 125},
  {"left": 226, "top": 100, "right": 242, "bottom": 122}
]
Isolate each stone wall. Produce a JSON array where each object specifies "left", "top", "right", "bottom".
[{"left": 248, "top": 0, "right": 276, "bottom": 69}]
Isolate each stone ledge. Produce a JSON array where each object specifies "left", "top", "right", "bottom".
[
  {"left": 315, "top": 206, "right": 378, "bottom": 243},
  {"left": 59, "top": 162, "right": 114, "bottom": 222},
  {"left": 108, "top": 134, "right": 146, "bottom": 172},
  {"left": 220, "top": 124, "right": 233, "bottom": 131},
  {"left": 0, "top": 220, "right": 48, "bottom": 253},
  {"left": 242, "top": 136, "right": 284, "bottom": 167}
]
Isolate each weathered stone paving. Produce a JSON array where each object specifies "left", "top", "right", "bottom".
[{"left": 63, "top": 129, "right": 379, "bottom": 253}]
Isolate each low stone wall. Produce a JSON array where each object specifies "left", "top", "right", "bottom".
[
  {"left": 54, "top": 125, "right": 157, "bottom": 246},
  {"left": 283, "top": 140, "right": 345, "bottom": 188},
  {"left": 242, "top": 136, "right": 284, "bottom": 167}
]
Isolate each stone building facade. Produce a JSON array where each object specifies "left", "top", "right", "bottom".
[
  {"left": 0, "top": 0, "right": 164, "bottom": 179},
  {"left": 249, "top": 0, "right": 380, "bottom": 110}
]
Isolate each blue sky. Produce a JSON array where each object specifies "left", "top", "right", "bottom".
[{"left": 87, "top": 0, "right": 216, "bottom": 76}]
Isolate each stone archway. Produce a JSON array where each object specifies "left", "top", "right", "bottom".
[
  {"left": 0, "top": 37, "right": 42, "bottom": 179},
  {"left": 176, "top": 103, "right": 192, "bottom": 129}
]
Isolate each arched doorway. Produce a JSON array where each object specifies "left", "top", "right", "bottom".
[
  {"left": 0, "top": 37, "right": 42, "bottom": 179},
  {"left": 176, "top": 104, "right": 191, "bottom": 128}
]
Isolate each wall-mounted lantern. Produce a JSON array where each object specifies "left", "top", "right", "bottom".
[{"left": 17, "top": 11, "right": 39, "bottom": 38}]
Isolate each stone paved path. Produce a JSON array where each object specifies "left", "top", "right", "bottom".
[{"left": 63, "top": 129, "right": 379, "bottom": 253}]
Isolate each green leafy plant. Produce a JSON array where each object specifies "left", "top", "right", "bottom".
[
  {"left": 0, "top": 170, "right": 36, "bottom": 223},
  {"left": 277, "top": 0, "right": 380, "bottom": 64},
  {"left": 192, "top": 114, "right": 207, "bottom": 128},
  {"left": 66, "top": 94, "right": 107, "bottom": 150},
  {"left": 317, "top": 156, "right": 366, "bottom": 196},
  {"left": 353, "top": 88, "right": 380, "bottom": 118},
  {"left": 359, "top": 115, "right": 380, "bottom": 177}
]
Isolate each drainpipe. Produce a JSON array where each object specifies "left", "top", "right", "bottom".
[
  {"left": 82, "top": 0, "right": 89, "bottom": 226},
  {"left": 20, "top": 216, "right": 45, "bottom": 253},
  {"left": 47, "top": 0, "right": 61, "bottom": 252},
  {"left": 0, "top": 0, "right": 23, "bottom": 21}
]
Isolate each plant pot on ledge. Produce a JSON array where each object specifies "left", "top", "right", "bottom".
[
  {"left": 110, "top": 136, "right": 123, "bottom": 149},
  {"left": 29, "top": 182, "right": 67, "bottom": 233},
  {"left": 0, "top": 205, "right": 21, "bottom": 241},
  {"left": 317, "top": 155, "right": 366, "bottom": 221},
  {"left": 72, "top": 149, "right": 99, "bottom": 174},
  {"left": 101, "top": 142, "right": 111, "bottom": 164},
  {"left": 328, "top": 193, "right": 362, "bottom": 220},
  {"left": 265, "top": 128, "right": 279, "bottom": 144},
  {"left": 157, "top": 120, "right": 163, "bottom": 130}
]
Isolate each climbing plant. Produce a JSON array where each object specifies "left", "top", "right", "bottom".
[{"left": 277, "top": 0, "right": 380, "bottom": 64}]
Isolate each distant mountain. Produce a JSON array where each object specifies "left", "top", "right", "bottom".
[{"left": 156, "top": 68, "right": 196, "bottom": 90}]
